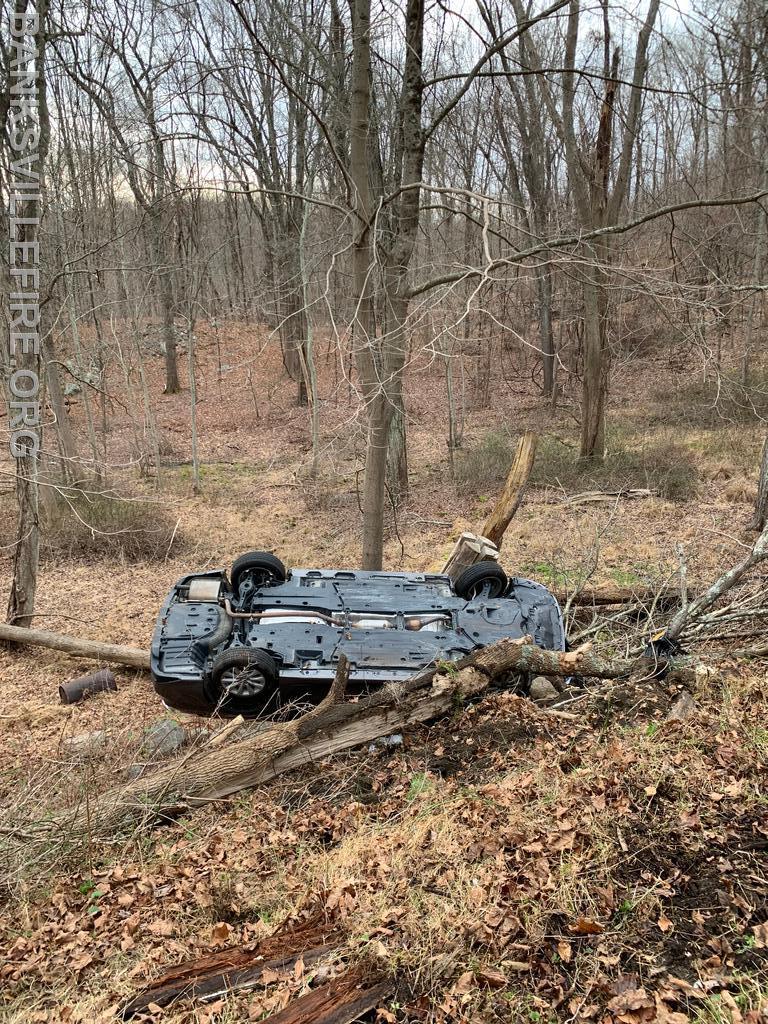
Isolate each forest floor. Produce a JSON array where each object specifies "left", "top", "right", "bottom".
[{"left": 0, "top": 323, "right": 766, "bottom": 1023}]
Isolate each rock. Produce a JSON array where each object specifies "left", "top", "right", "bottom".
[
  {"left": 529, "top": 676, "right": 559, "bottom": 704},
  {"left": 62, "top": 730, "right": 107, "bottom": 757},
  {"left": 664, "top": 690, "right": 698, "bottom": 722},
  {"left": 368, "top": 733, "right": 403, "bottom": 754},
  {"left": 139, "top": 718, "right": 187, "bottom": 759}
]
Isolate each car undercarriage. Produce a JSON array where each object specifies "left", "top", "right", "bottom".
[{"left": 150, "top": 552, "right": 566, "bottom": 717}]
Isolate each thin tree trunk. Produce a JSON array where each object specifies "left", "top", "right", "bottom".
[
  {"left": 752, "top": 435, "right": 768, "bottom": 532},
  {"left": 41, "top": 331, "right": 78, "bottom": 482},
  {"left": 538, "top": 262, "right": 555, "bottom": 397},
  {"left": 7, "top": 0, "right": 48, "bottom": 628},
  {"left": 579, "top": 250, "right": 610, "bottom": 461},
  {"left": 349, "top": 0, "right": 384, "bottom": 568}
]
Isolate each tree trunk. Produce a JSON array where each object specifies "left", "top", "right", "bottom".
[
  {"left": 7, "top": 0, "right": 47, "bottom": 628},
  {"left": 385, "top": 359, "right": 408, "bottom": 504},
  {"left": 159, "top": 239, "right": 180, "bottom": 395},
  {"left": 361, "top": 393, "right": 391, "bottom": 569},
  {"left": 537, "top": 262, "right": 555, "bottom": 397},
  {"left": 579, "top": 248, "right": 610, "bottom": 461},
  {"left": 349, "top": 0, "right": 388, "bottom": 569},
  {"left": 41, "top": 332, "right": 78, "bottom": 482},
  {"left": 752, "top": 435, "right": 768, "bottom": 532}
]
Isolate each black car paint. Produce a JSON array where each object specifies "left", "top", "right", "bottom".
[{"left": 150, "top": 568, "right": 566, "bottom": 717}]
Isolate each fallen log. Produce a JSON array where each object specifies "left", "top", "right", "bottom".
[
  {"left": 262, "top": 969, "right": 392, "bottom": 1024},
  {"left": 550, "top": 584, "right": 684, "bottom": 608},
  {"left": 42, "top": 640, "right": 699, "bottom": 841},
  {"left": 0, "top": 622, "right": 150, "bottom": 670},
  {"left": 123, "top": 915, "right": 343, "bottom": 1018}
]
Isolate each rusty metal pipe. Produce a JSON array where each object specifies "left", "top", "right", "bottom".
[{"left": 59, "top": 668, "right": 117, "bottom": 705}]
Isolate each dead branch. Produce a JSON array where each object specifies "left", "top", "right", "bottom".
[{"left": 666, "top": 522, "right": 768, "bottom": 640}]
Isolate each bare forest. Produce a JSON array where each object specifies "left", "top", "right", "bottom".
[{"left": 2, "top": 0, "right": 768, "bottom": 1021}]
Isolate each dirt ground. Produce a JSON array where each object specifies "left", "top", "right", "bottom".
[{"left": 0, "top": 324, "right": 766, "bottom": 1022}]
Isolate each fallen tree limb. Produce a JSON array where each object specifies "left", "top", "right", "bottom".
[
  {"left": 667, "top": 521, "right": 768, "bottom": 640},
  {"left": 0, "top": 622, "right": 150, "bottom": 670},
  {"left": 42, "top": 640, "right": 700, "bottom": 841}
]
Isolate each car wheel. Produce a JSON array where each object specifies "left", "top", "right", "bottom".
[
  {"left": 230, "top": 551, "right": 286, "bottom": 593},
  {"left": 209, "top": 648, "right": 279, "bottom": 716},
  {"left": 454, "top": 561, "right": 508, "bottom": 599}
]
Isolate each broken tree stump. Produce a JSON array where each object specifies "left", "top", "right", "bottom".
[
  {"left": 481, "top": 430, "right": 538, "bottom": 548},
  {"left": 442, "top": 531, "right": 499, "bottom": 579}
]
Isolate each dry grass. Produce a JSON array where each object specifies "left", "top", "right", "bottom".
[
  {"left": 650, "top": 366, "right": 768, "bottom": 427},
  {"left": 454, "top": 429, "right": 700, "bottom": 501},
  {"left": 38, "top": 487, "right": 185, "bottom": 563}
]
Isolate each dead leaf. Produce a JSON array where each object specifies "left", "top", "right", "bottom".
[
  {"left": 453, "top": 971, "right": 475, "bottom": 995},
  {"left": 607, "top": 985, "right": 653, "bottom": 1013},
  {"left": 657, "top": 914, "right": 673, "bottom": 933},
  {"left": 752, "top": 922, "right": 768, "bottom": 948},
  {"left": 147, "top": 919, "right": 174, "bottom": 937},
  {"left": 476, "top": 966, "right": 506, "bottom": 989},
  {"left": 210, "top": 922, "right": 231, "bottom": 944},
  {"left": 557, "top": 940, "right": 572, "bottom": 962},
  {"left": 568, "top": 918, "right": 604, "bottom": 935}
]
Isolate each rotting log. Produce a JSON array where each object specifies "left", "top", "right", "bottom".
[
  {"left": 123, "top": 915, "right": 343, "bottom": 1018},
  {"left": 261, "top": 969, "right": 392, "bottom": 1024},
  {"left": 0, "top": 622, "right": 150, "bottom": 670},
  {"left": 442, "top": 531, "right": 499, "bottom": 580},
  {"left": 41, "top": 641, "right": 701, "bottom": 841},
  {"left": 124, "top": 946, "right": 333, "bottom": 1019},
  {"left": 481, "top": 430, "right": 538, "bottom": 549}
]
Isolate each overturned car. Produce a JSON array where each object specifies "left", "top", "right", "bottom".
[{"left": 150, "top": 551, "right": 566, "bottom": 717}]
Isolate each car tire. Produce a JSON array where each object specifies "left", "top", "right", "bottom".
[
  {"left": 208, "top": 647, "right": 279, "bottom": 716},
  {"left": 230, "top": 551, "right": 286, "bottom": 593},
  {"left": 454, "top": 561, "right": 508, "bottom": 599}
]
